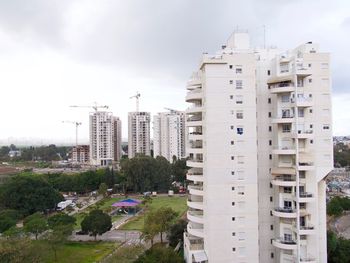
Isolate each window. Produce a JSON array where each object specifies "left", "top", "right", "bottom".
[
  {"left": 298, "top": 108, "right": 304, "bottom": 117},
  {"left": 231, "top": 125, "right": 234, "bottom": 130},
  {"left": 230, "top": 95, "right": 234, "bottom": 99},
  {"left": 310, "top": 140, "right": 313, "bottom": 144},
  {"left": 268, "top": 112, "right": 272, "bottom": 117},
  {"left": 323, "top": 125, "right": 330, "bottom": 130},
  {"left": 309, "top": 78, "right": 312, "bottom": 83},
  {"left": 281, "top": 95, "right": 290, "bottom": 103},
  {"left": 267, "top": 70, "right": 271, "bottom": 76},
  {"left": 236, "top": 67, "right": 242, "bottom": 74},
  {"left": 269, "top": 140, "right": 272, "bottom": 146},
  {"left": 231, "top": 171, "right": 235, "bottom": 175},
  {"left": 231, "top": 156, "right": 235, "bottom": 160},
  {"left": 232, "top": 186, "right": 235, "bottom": 190},
  {"left": 232, "top": 202, "right": 235, "bottom": 206},
  {"left": 271, "top": 253, "right": 274, "bottom": 259},
  {"left": 232, "top": 217, "right": 235, "bottom": 221},
  {"left": 236, "top": 95, "right": 243, "bottom": 104},
  {"left": 269, "top": 154, "right": 272, "bottom": 160},
  {"left": 269, "top": 126, "right": 272, "bottom": 132},
  {"left": 308, "top": 63, "right": 312, "bottom": 68},
  {"left": 270, "top": 196, "right": 273, "bottom": 202},
  {"left": 310, "top": 124, "right": 313, "bottom": 129},
  {"left": 232, "top": 232, "right": 236, "bottom": 236},
  {"left": 237, "top": 127, "right": 244, "bottom": 135},
  {"left": 236, "top": 111, "right": 243, "bottom": 119},
  {"left": 231, "top": 141, "right": 234, "bottom": 145},
  {"left": 229, "top": 80, "right": 233, "bottom": 84},
  {"left": 270, "top": 225, "right": 273, "bottom": 230},
  {"left": 268, "top": 98, "right": 271, "bottom": 104},
  {"left": 229, "top": 65, "right": 233, "bottom": 69},
  {"left": 309, "top": 109, "right": 313, "bottom": 113},
  {"left": 236, "top": 80, "right": 243, "bottom": 89},
  {"left": 232, "top": 248, "right": 236, "bottom": 252}
]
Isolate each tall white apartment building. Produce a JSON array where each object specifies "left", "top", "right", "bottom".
[
  {"left": 89, "top": 111, "right": 122, "bottom": 166},
  {"left": 128, "top": 112, "right": 151, "bottom": 158},
  {"left": 153, "top": 111, "right": 186, "bottom": 161},
  {"left": 184, "top": 32, "right": 333, "bottom": 263}
]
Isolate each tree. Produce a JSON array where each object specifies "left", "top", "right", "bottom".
[
  {"left": 134, "top": 245, "right": 183, "bottom": 263},
  {"left": 0, "top": 175, "right": 63, "bottom": 216},
  {"left": 168, "top": 219, "right": 187, "bottom": 247},
  {"left": 98, "top": 182, "right": 108, "bottom": 197},
  {"left": 171, "top": 158, "right": 188, "bottom": 183},
  {"left": 157, "top": 207, "right": 177, "bottom": 243},
  {"left": 45, "top": 224, "right": 74, "bottom": 262},
  {"left": 327, "top": 230, "right": 350, "bottom": 263},
  {"left": 327, "top": 197, "right": 344, "bottom": 217},
  {"left": 0, "top": 237, "right": 43, "bottom": 263},
  {"left": 23, "top": 212, "right": 48, "bottom": 240},
  {"left": 81, "top": 209, "right": 112, "bottom": 240},
  {"left": 48, "top": 213, "right": 76, "bottom": 230},
  {"left": 141, "top": 210, "right": 159, "bottom": 246}
]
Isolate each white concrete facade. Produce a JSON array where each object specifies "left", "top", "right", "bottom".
[
  {"left": 89, "top": 111, "right": 121, "bottom": 166},
  {"left": 128, "top": 112, "right": 151, "bottom": 158},
  {"left": 153, "top": 111, "right": 186, "bottom": 162},
  {"left": 184, "top": 33, "right": 333, "bottom": 263}
]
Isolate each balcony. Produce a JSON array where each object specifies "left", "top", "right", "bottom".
[
  {"left": 186, "top": 105, "right": 203, "bottom": 114},
  {"left": 271, "top": 176, "right": 296, "bottom": 187},
  {"left": 272, "top": 114, "right": 295, "bottom": 124},
  {"left": 184, "top": 232, "right": 204, "bottom": 251},
  {"left": 297, "top": 192, "right": 315, "bottom": 203},
  {"left": 295, "top": 64, "right": 312, "bottom": 77},
  {"left": 272, "top": 238, "right": 297, "bottom": 250},
  {"left": 187, "top": 222, "right": 204, "bottom": 238},
  {"left": 292, "top": 129, "right": 314, "bottom": 139},
  {"left": 186, "top": 89, "right": 202, "bottom": 102},
  {"left": 186, "top": 116, "right": 203, "bottom": 127},
  {"left": 187, "top": 158, "right": 203, "bottom": 168},
  {"left": 272, "top": 207, "right": 297, "bottom": 218},
  {"left": 187, "top": 141, "right": 203, "bottom": 154},
  {"left": 188, "top": 132, "right": 203, "bottom": 141},
  {"left": 293, "top": 224, "right": 316, "bottom": 235},
  {"left": 188, "top": 184, "right": 204, "bottom": 196},
  {"left": 300, "top": 256, "right": 317, "bottom": 263},
  {"left": 187, "top": 171, "right": 204, "bottom": 182},
  {"left": 298, "top": 162, "right": 315, "bottom": 171},
  {"left": 187, "top": 211, "right": 204, "bottom": 224},
  {"left": 187, "top": 196, "right": 204, "bottom": 210},
  {"left": 291, "top": 97, "right": 313, "bottom": 108},
  {"left": 272, "top": 146, "right": 296, "bottom": 155},
  {"left": 270, "top": 83, "right": 295, "bottom": 94},
  {"left": 271, "top": 167, "right": 296, "bottom": 175}
]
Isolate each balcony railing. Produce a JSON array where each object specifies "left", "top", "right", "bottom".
[
  {"left": 299, "top": 192, "right": 313, "bottom": 198},
  {"left": 291, "top": 97, "right": 312, "bottom": 103},
  {"left": 275, "top": 237, "right": 297, "bottom": 245},
  {"left": 189, "top": 132, "right": 202, "bottom": 135},
  {"left": 275, "top": 207, "right": 295, "bottom": 213},
  {"left": 274, "top": 176, "right": 296, "bottom": 182},
  {"left": 300, "top": 225, "right": 315, "bottom": 230},
  {"left": 188, "top": 185, "right": 204, "bottom": 191},
  {"left": 273, "top": 146, "right": 295, "bottom": 150},
  {"left": 299, "top": 162, "right": 314, "bottom": 167},
  {"left": 300, "top": 256, "right": 316, "bottom": 262},
  {"left": 187, "top": 117, "right": 202, "bottom": 122}
]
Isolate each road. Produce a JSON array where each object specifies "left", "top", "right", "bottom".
[{"left": 70, "top": 229, "right": 141, "bottom": 244}]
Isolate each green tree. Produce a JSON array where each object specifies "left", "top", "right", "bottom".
[
  {"left": 135, "top": 245, "right": 183, "bottom": 263},
  {"left": 23, "top": 212, "right": 48, "bottom": 240},
  {"left": 0, "top": 237, "right": 43, "bottom": 263},
  {"left": 156, "top": 207, "right": 178, "bottom": 243},
  {"left": 327, "top": 230, "right": 350, "bottom": 263},
  {"left": 45, "top": 224, "right": 74, "bottom": 262},
  {"left": 98, "top": 182, "right": 108, "bottom": 197},
  {"left": 48, "top": 213, "right": 76, "bottom": 230},
  {"left": 171, "top": 158, "right": 188, "bottom": 183},
  {"left": 141, "top": 210, "right": 159, "bottom": 246},
  {"left": 168, "top": 219, "right": 187, "bottom": 247},
  {"left": 0, "top": 175, "right": 63, "bottom": 216},
  {"left": 81, "top": 209, "right": 112, "bottom": 240},
  {"left": 0, "top": 216, "right": 16, "bottom": 233},
  {"left": 327, "top": 197, "right": 344, "bottom": 216}
]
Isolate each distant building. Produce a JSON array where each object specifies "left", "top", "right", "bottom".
[
  {"left": 72, "top": 145, "right": 89, "bottom": 163},
  {"left": 153, "top": 111, "right": 186, "bottom": 161},
  {"left": 8, "top": 150, "right": 21, "bottom": 158},
  {"left": 128, "top": 112, "right": 151, "bottom": 158},
  {"left": 89, "top": 111, "right": 122, "bottom": 166}
]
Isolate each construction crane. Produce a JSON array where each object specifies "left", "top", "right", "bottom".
[
  {"left": 164, "top": 107, "right": 181, "bottom": 114},
  {"left": 62, "top": 121, "right": 82, "bottom": 146},
  {"left": 130, "top": 92, "right": 141, "bottom": 112},
  {"left": 69, "top": 102, "right": 109, "bottom": 112}
]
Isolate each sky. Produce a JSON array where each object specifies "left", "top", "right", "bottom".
[{"left": 0, "top": 0, "right": 349, "bottom": 145}]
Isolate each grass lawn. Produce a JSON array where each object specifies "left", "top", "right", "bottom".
[
  {"left": 120, "top": 196, "right": 187, "bottom": 231},
  {"left": 38, "top": 241, "right": 118, "bottom": 263}
]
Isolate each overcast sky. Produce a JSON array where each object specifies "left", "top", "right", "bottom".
[{"left": 0, "top": 0, "right": 349, "bottom": 145}]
